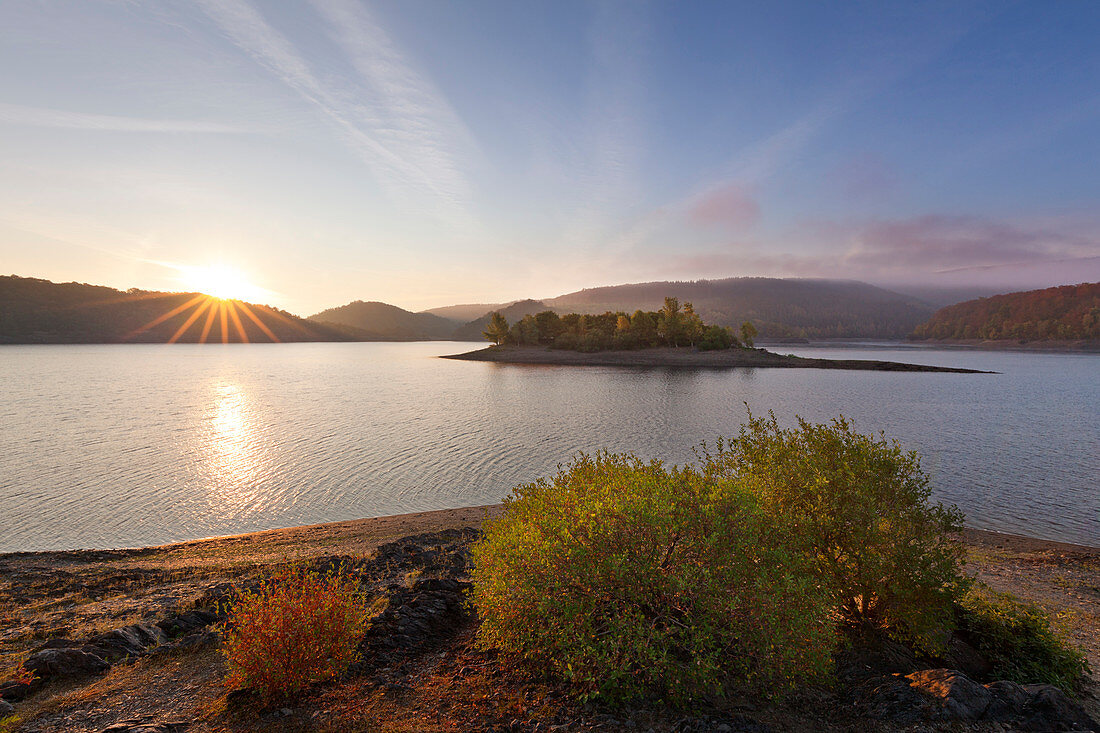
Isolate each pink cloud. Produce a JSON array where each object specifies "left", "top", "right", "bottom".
[{"left": 687, "top": 183, "right": 760, "bottom": 230}]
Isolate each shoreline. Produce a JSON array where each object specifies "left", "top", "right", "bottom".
[
  {"left": 2, "top": 505, "right": 1098, "bottom": 731},
  {"left": 441, "top": 344, "right": 993, "bottom": 373},
  {"left": 2, "top": 504, "right": 1094, "bottom": 561}
]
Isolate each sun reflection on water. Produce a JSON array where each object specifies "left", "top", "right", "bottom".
[{"left": 204, "top": 381, "right": 266, "bottom": 518}]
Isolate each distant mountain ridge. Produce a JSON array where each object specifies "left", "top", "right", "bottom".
[
  {"left": 4, "top": 274, "right": 1001, "bottom": 345},
  {"left": 910, "top": 282, "right": 1100, "bottom": 342},
  {"left": 309, "top": 300, "right": 458, "bottom": 340},
  {"left": 540, "top": 277, "right": 933, "bottom": 339},
  {"left": 0, "top": 275, "right": 374, "bottom": 344}
]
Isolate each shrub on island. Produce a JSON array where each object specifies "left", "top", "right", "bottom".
[{"left": 469, "top": 415, "right": 970, "bottom": 704}]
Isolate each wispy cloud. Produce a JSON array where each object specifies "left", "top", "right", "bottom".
[
  {"left": 194, "top": 0, "right": 476, "bottom": 227},
  {"left": 561, "top": 1, "right": 652, "bottom": 248},
  {"left": 309, "top": 0, "right": 476, "bottom": 209},
  {"left": 0, "top": 102, "right": 248, "bottom": 133}
]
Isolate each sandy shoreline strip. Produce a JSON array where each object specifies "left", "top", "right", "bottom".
[{"left": 2, "top": 504, "right": 1094, "bottom": 561}]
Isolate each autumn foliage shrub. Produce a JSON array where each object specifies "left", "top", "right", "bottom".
[
  {"left": 470, "top": 452, "right": 835, "bottom": 704},
  {"left": 470, "top": 414, "right": 970, "bottom": 704},
  {"left": 700, "top": 412, "right": 967, "bottom": 650},
  {"left": 222, "top": 563, "right": 370, "bottom": 701}
]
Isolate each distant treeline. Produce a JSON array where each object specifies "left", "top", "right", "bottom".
[
  {"left": 483, "top": 297, "right": 756, "bottom": 352},
  {"left": 910, "top": 282, "right": 1100, "bottom": 342}
]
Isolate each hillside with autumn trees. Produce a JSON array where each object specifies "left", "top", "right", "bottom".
[{"left": 909, "top": 282, "right": 1100, "bottom": 342}]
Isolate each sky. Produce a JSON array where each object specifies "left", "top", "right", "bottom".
[{"left": 2, "top": 0, "right": 1099, "bottom": 315}]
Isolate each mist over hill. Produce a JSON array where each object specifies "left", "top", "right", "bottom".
[
  {"left": 0, "top": 275, "right": 374, "bottom": 344},
  {"left": 420, "top": 303, "right": 509, "bottom": 323},
  {"left": 911, "top": 282, "right": 1100, "bottom": 342},
  {"left": 540, "top": 278, "right": 933, "bottom": 339},
  {"left": 309, "top": 300, "right": 458, "bottom": 340}
]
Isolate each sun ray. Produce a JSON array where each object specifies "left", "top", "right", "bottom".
[
  {"left": 219, "top": 301, "right": 229, "bottom": 344},
  {"left": 125, "top": 294, "right": 206, "bottom": 341},
  {"left": 168, "top": 298, "right": 212, "bottom": 344},
  {"left": 236, "top": 301, "right": 281, "bottom": 342},
  {"left": 251, "top": 303, "right": 314, "bottom": 336},
  {"left": 226, "top": 300, "right": 250, "bottom": 344},
  {"left": 199, "top": 298, "right": 218, "bottom": 344}
]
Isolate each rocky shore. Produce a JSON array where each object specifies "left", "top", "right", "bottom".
[
  {"left": 1, "top": 507, "right": 1097, "bottom": 732},
  {"left": 442, "top": 345, "right": 993, "bottom": 373}
]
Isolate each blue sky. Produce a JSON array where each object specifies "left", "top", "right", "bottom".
[{"left": 1, "top": 0, "right": 1098, "bottom": 314}]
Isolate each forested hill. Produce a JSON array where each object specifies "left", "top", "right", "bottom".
[
  {"left": 543, "top": 278, "right": 933, "bottom": 339},
  {"left": 309, "top": 300, "right": 458, "bottom": 340},
  {"left": 450, "top": 300, "right": 550, "bottom": 341},
  {"left": 0, "top": 275, "right": 374, "bottom": 344},
  {"left": 910, "top": 282, "right": 1100, "bottom": 342}
]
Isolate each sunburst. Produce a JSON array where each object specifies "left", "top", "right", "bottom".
[{"left": 121, "top": 268, "right": 311, "bottom": 344}]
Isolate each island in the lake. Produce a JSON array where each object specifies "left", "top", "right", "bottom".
[
  {"left": 444, "top": 297, "right": 992, "bottom": 373},
  {"left": 443, "top": 345, "right": 991, "bottom": 373}
]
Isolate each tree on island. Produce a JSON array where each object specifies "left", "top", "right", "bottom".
[
  {"left": 482, "top": 299, "right": 748, "bottom": 354},
  {"left": 483, "top": 312, "right": 510, "bottom": 345},
  {"left": 740, "top": 320, "right": 757, "bottom": 347}
]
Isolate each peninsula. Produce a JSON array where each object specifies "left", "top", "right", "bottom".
[{"left": 443, "top": 344, "right": 991, "bottom": 373}]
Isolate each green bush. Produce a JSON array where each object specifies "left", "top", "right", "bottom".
[
  {"left": 471, "top": 415, "right": 973, "bottom": 704},
  {"left": 956, "top": 586, "right": 1090, "bottom": 690},
  {"left": 700, "top": 413, "right": 967, "bottom": 651},
  {"left": 470, "top": 452, "right": 835, "bottom": 705}
]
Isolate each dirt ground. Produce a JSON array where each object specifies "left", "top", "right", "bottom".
[{"left": 1, "top": 508, "right": 1097, "bottom": 732}]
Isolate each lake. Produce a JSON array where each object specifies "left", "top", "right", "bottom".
[{"left": 1, "top": 341, "right": 1096, "bottom": 552}]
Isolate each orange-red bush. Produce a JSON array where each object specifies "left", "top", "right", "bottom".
[{"left": 222, "top": 563, "right": 369, "bottom": 700}]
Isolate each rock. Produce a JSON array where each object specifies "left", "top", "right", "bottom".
[
  {"left": 0, "top": 680, "right": 34, "bottom": 702},
  {"left": 850, "top": 673, "right": 933, "bottom": 725},
  {"left": 940, "top": 634, "right": 993, "bottom": 679},
  {"left": 35, "top": 637, "right": 81, "bottom": 651},
  {"left": 1019, "top": 684, "right": 1099, "bottom": 732},
  {"left": 855, "top": 667, "right": 1099, "bottom": 731},
  {"left": 23, "top": 647, "right": 109, "bottom": 680},
  {"left": 984, "top": 680, "right": 1031, "bottom": 722},
  {"left": 87, "top": 624, "right": 167, "bottom": 661},
  {"left": 906, "top": 668, "right": 992, "bottom": 720},
  {"left": 156, "top": 609, "right": 218, "bottom": 638},
  {"left": 0, "top": 699, "right": 13, "bottom": 716}
]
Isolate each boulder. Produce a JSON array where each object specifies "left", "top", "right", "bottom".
[
  {"left": 1020, "top": 684, "right": 1099, "bottom": 732},
  {"left": 23, "top": 647, "right": 109, "bottom": 680},
  {"left": 0, "top": 680, "right": 34, "bottom": 702},
  {"left": 87, "top": 625, "right": 167, "bottom": 661},
  {"left": 156, "top": 610, "right": 218, "bottom": 638},
  {"left": 940, "top": 633, "right": 993, "bottom": 679},
  {"left": 906, "top": 668, "right": 992, "bottom": 720},
  {"left": 855, "top": 667, "right": 1099, "bottom": 731}
]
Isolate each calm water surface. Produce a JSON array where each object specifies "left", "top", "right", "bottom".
[{"left": 1, "top": 341, "right": 1096, "bottom": 552}]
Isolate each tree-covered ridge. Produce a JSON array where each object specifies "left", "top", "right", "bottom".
[
  {"left": 0, "top": 275, "right": 373, "bottom": 344},
  {"left": 483, "top": 297, "right": 756, "bottom": 352},
  {"left": 910, "top": 282, "right": 1100, "bottom": 342}
]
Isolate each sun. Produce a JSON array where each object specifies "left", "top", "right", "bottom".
[{"left": 180, "top": 264, "right": 267, "bottom": 302}]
